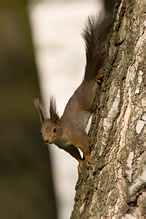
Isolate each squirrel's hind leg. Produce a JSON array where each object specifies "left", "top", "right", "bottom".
[{"left": 95, "top": 69, "right": 104, "bottom": 83}]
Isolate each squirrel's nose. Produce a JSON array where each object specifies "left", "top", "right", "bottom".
[
  {"left": 43, "top": 137, "right": 49, "bottom": 144},
  {"left": 43, "top": 137, "right": 53, "bottom": 144},
  {"left": 45, "top": 140, "right": 49, "bottom": 144}
]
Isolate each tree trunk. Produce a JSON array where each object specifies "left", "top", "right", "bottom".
[{"left": 71, "top": 0, "right": 145, "bottom": 218}]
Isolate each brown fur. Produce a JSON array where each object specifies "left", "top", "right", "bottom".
[
  {"left": 49, "top": 97, "right": 60, "bottom": 124},
  {"left": 82, "top": 13, "right": 113, "bottom": 81},
  {"left": 34, "top": 99, "right": 44, "bottom": 124},
  {"left": 34, "top": 13, "right": 113, "bottom": 171}
]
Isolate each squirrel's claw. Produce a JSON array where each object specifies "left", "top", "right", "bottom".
[
  {"left": 96, "top": 69, "right": 104, "bottom": 83},
  {"left": 85, "top": 155, "right": 90, "bottom": 168},
  {"left": 78, "top": 156, "right": 90, "bottom": 173},
  {"left": 78, "top": 160, "right": 83, "bottom": 173}
]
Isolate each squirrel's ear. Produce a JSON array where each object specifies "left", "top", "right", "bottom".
[
  {"left": 34, "top": 99, "right": 45, "bottom": 124},
  {"left": 50, "top": 97, "right": 60, "bottom": 124}
]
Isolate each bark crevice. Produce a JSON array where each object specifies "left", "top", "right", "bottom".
[{"left": 71, "top": 0, "right": 145, "bottom": 218}]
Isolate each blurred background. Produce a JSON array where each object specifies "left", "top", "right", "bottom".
[{"left": 0, "top": 0, "right": 114, "bottom": 219}]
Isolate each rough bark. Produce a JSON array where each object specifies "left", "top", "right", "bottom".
[{"left": 71, "top": 0, "right": 145, "bottom": 218}]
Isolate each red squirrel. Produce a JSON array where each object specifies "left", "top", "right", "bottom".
[{"left": 34, "top": 13, "right": 113, "bottom": 171}]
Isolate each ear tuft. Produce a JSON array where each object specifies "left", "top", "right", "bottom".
[
  {"left": 34, "top": 98, "right": 45, "bottom": 124},
  {"left": 50, "top": 97, "right": 60, "bottom": 124}
]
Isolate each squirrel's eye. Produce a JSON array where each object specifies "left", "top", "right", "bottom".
[{"left": 52, "top": 127, "right": 56, "bottom": 133}]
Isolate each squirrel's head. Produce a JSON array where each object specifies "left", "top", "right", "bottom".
[{"left": 34, "top": 98, "right": 62, "bottom": 144}]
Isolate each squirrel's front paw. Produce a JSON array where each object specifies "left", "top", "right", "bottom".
[
  {"left": 78, "top": 160, "right": 83, "bottom": 173},
  {"left": 78, "top": 156, "right": 90, "bottom": 172},
  {"left": 85, "top": 155, "right": 90, "bottom": 168}
]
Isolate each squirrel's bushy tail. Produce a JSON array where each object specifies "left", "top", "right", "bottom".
[{"left": 82, "top": 12, "right": 113, "bottom": 81}]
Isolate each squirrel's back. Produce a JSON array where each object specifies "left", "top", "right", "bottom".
[
  {"left": 34, "top": 13, "right": 113, "bottom": 170},
  {"left": 82, "top": 13, "right": 113, "bottom": 81}
]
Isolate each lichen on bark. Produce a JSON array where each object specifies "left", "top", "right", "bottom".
[{"left": 71, "top": 0, "right": 145, "bottom": 218}]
